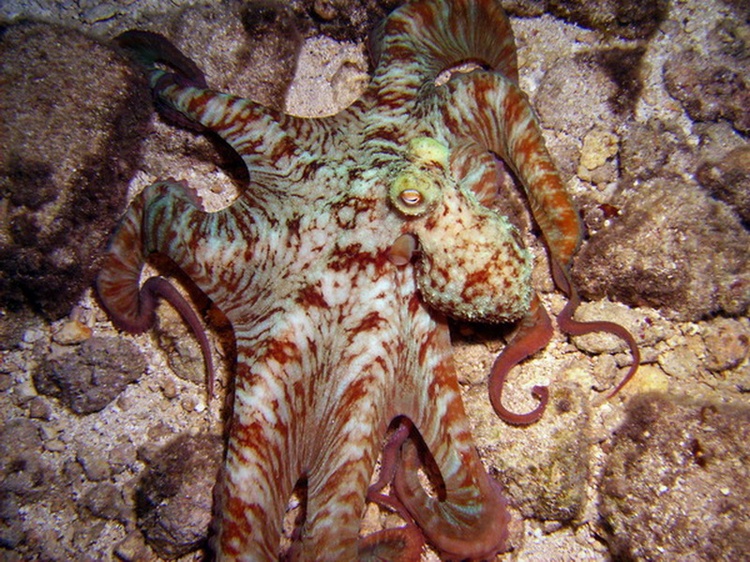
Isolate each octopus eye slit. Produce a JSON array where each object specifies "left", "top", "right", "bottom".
[{"left": 399, "top": 188, "right": 423, "bottom": 207}]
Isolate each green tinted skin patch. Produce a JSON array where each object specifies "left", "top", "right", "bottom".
[{"left": 388, "top": 137, "right": 448, "bottom": 217}]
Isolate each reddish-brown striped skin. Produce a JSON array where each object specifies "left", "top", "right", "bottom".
[{"left": 97, "top": 0, "right": 638, "bottom": 560}]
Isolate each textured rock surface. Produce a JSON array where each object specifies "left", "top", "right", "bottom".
[
  {"left": 697, "top": 145, "right": 750, "bottom": 225},
  {"left": 600, "top": 393, "right": 750, "bottom": 560},
  {"left": 136, "top": 433, "right": 223, "bottom": 558},
  {"left": 572, "top": 178, "right": 750, "bottom": 321},
  {"left": 469, "top": 383, "right": 592, "bottom": 522},
  {"left": 663, "top": 48, "right": 750, "bottom": 134},
  {"left": 138, "top": 2, "right": 303, "bottom": 110},
  {"left": 0, "top": 21, "right": 151, "bottom": 320},
  {"left": 287, "top": 0, "right": 402, "bottom": 41},
  {"left": 33, "top": 337, "right": 146, "bottom": 414},
  {"left": 0, "top": 418, "right": 53, "bottom": 549},
  {"left": 548, "top": 0, "right": 669, "bottom": 39}
]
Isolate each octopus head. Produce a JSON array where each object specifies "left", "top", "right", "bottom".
[{"left": 389, "top": 137, "right": 532, "bottom": 324}]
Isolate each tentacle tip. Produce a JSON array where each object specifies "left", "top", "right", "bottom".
[
  {"left": 605, "top": 360, "right": 640, "bottom": 401},
  {"left": 109, "top": 315, "right": 155, "bottom": 336},
  {"left": 530, "top": 384, "right": 549, "bottom": 401},
  {"left": 491, "top": 386, "right": 549, "bottom": 426}
]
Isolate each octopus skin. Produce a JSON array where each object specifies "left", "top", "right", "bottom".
[{"left": 97, "top": 0, "right": 639, "bottom": 559}]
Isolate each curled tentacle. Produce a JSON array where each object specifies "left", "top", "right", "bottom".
[
  {"left": 371, "top": 0, "right": 518, "bottom": 85},
  {"left": 489, "top": 294, "right": 553, "bottom": 425},
  {"left": 439, "top": 69, "right": 639, "bottom": 417},
  {"left": 393, "top": 426, "right": 510, "bottom": 560},
  {"left": 551, "top": 259, "right": 641, "bottom": 397},
  {"left": 367, "top": 419, "right": 414, "bottom": 521},
  {"left": 96, "top": 180, "right": 215, "bottom": 398}
]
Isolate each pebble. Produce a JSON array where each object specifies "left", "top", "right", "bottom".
[
  {"left": 161, "top": 377, "right": 178, "bottom": 400},
  {"left": 591, "top": 353, "right": 619, "bottom": 391},
  {"left": 620, "top": 363, "right": 671, "bottom": 395},
  {"left": 77, "top": 447, "right": 111, "bottom": 481},
  {"left": 114, "top": 532, "right": 150, "bottom": 562},
  {"left": 0, "top": 373, "right": 13, "bottom": 392},
  {"left": 81, "top": 482, "right": 129, "bottom": 523},
  {"left": 13, "top": 379, "right": 38, "bottom": 405},
  {"left": 21, "top": 328, "right": 45, "bottom": 344},
  {"left": 44, "top": 439, "right": 67, "bottom": 453},
  {"left": 579, "top": 129, "right": 619, "bottom": 171},
  {"left": 658, "top": 346, "right": 701, "bottom": 380},
  {"left": 27, "top": 396, "right": 52, "bottom": 420},
  {"left": 52, "top": 319, "right": 92, "bottom": 345},
  {"left": 181, "top": 396, "right": 198, "bottom": 412},
  {"left": 80, "top": 2, "right": 119, "bottom": 23},
  {"left": 703, "top": 317, "right": 750, "bottom": 372}
]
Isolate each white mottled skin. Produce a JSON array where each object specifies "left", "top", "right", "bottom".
[{"left": 94, "top": 0, "right": 635, "bottom": 560}]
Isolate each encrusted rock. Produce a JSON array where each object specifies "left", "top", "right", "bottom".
[
  {"left": 164, "top": 2, "right": 302, "bottom": 110},
  {"left": 136, "top": 433, "right": 223, "bottom": 558},
  {"left": 663, "top": 48, "right": 750, "bottom": 134},
  {"left": 33, "top": 336, "right": 146, "bottom": 414},
  {"left": 468, "top": 383, "right": 591, "bottom": 522},
  {"left": 76, "top": 446, "right": 112, "bottom": 482},
  {"left": 81, "top": 482, "right": 130, "bottom": 524},
  {"left": 0, "top": 21, "right": 151, "bottom": 319},
  {"left": 600, "top": 393, "right": 750, "bottom": 560},
  {"left": 573, "top": 178, "right": 750, "bottom": 321},
  {"left": 288, "top": 0, "right": 401, "bottom": 41},
  {"left": 0, "top": 418, "right": 51, "bottom": 501},
  {"left": 535, "top": 55, "right": 620, "bottom": 140},
  {"left": 696, "top": 146, "right": 750, "bottom": 226},
  {"left": 618, "top": 119, "right": 684, "bottom": 185},
  {"left": 548, "top": 0, "right": 668, "bottom": 39},
  {"left": 702, "top": 317, "right": 750, "bottom": 372}
]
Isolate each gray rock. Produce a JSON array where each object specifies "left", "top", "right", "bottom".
[
  {"left": 469, "top": 383, "right": 591, "bottom": 522},
  {"left": 697, "top": 146, "right": 750, "bottom": 226},
  {"left": 663, "top": 48, "right": 750, "bottom": 135},
  {"left": 600, "top": 393, "right": 750, "bottom": 560},
  {"left": 0, "top": 21, "right": 151, "bottom": 319},
  {"left": 573, "top": 178, "right": 750, "bottom": 321},
  {"left": 33, "top": 337, "right": 146, "bottom": 414},
  {"left": 81, "top": 483, "right": 130, "bottom": 524},
  {"left": 548, "top": 0, "right": 668, "bottom": 39},
  {"left": 136, "top": 433, "right": 223, "bottom": 558}
]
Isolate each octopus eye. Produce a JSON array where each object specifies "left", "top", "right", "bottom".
[
  {"left": 399, "top": 188, "right": 423, "bottom": 207},
  {"left": 389, "top": 172, "right": 441, "bottom": 218}
]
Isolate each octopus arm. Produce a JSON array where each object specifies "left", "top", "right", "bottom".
[
  {"left": 372, "top": 0, "right": 518, "bottom": 87},
  {"left": 439, "top": 72, "right": 640, "bottom": 420},
  {"left": 439, "top": 72, "right": 581, "bottom": 266},
  {"left": 115, "top": 30, "right": 314, "bottom": 175},
  {"left": 388, "top": 344, "right": 511, "bottom": 559},
  {"left": 97, "top": 180, "right": 258, "bottom": 395}
]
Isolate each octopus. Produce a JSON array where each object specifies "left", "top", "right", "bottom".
[{"left": 97, "top": 0, "right": 639, "bottom": 560}]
